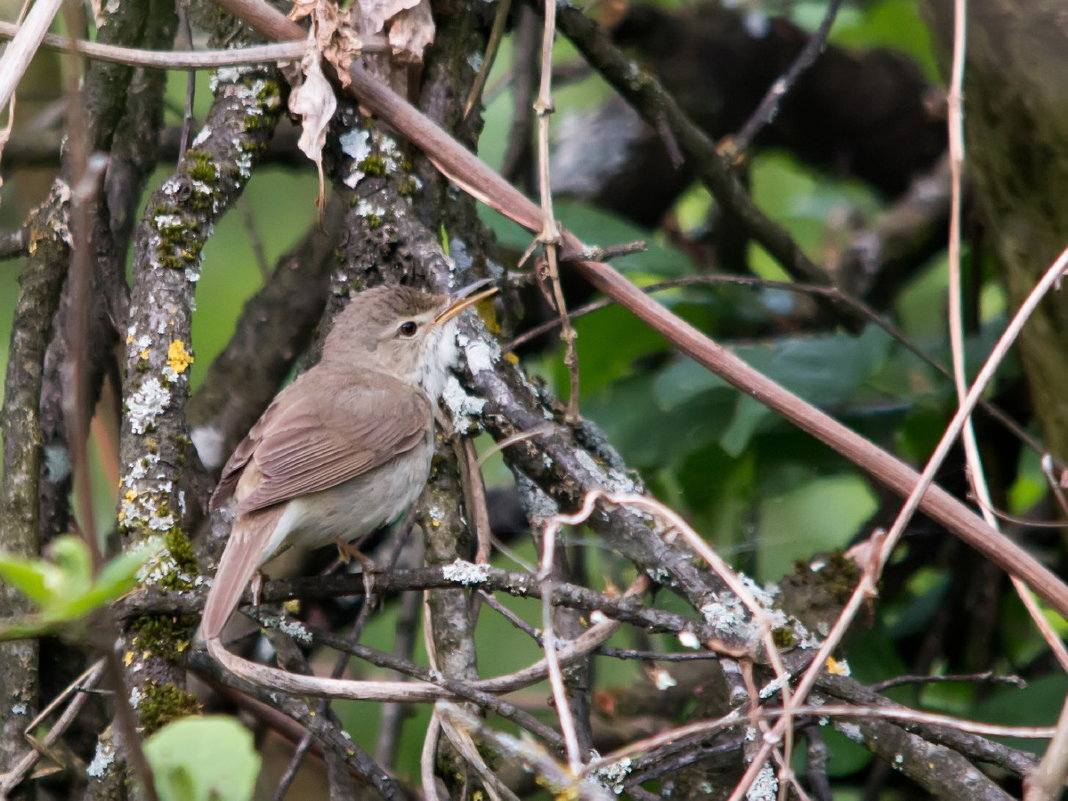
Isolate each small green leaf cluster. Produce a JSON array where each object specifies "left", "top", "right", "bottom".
[{"left": 0, "top": 536, "right": 162, "bottom": 639}]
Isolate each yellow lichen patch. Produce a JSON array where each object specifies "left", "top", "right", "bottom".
[
  {"left": 124, "top": 489, "right": 137, "bottom": 502},
  {"left": 504, "top": 351, "right": 519, "bottom": 364},
  {"left": 825, "top": 656, "right": 850, "bottom": 675},
  {"left": 166, "top": 339, "right": 195, "bottom": 374},
  {"left": 124, "top": 651, "right": 135, "bottom": 667},
  {"left": 139, "top": 348, "right": 151, "bottom": 360}
]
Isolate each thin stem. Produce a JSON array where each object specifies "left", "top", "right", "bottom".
[{"left": 533, "top": 0, "right": 580, "bottom": 421}]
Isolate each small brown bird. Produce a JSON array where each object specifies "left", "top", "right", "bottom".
[{"left": 200, "top": 283, "right": 493, "bottom": 644}]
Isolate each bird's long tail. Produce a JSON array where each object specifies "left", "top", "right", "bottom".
[{"left": 200, "top": 508, "right": 282, "bottom": 641}]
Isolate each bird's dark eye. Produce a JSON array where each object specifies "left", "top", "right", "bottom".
[{"left": 398, "top": 321, "right": 418, "bottom": 337}]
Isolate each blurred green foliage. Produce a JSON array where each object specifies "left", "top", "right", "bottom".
[
  {"left": 0, "top": 535, "right": 161, "bottom": 639},
  {"left": 144, "top": 715, "right": 261, "bottom": 801}
]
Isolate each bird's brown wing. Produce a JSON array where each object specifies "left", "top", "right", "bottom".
[
  {"left": 226, "top": 373, "right": 432, "bottom": 517},
  {"left": 210, "top": 398, "right": 277, "bottom": 511}
]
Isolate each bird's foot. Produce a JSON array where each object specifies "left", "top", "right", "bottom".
[{"left": 335, "top": 537, "right": 375, "bottom": 570}]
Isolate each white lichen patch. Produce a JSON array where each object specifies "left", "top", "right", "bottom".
[
  {"left": 234, "top": 147, "right": 254, "bottom": 180},
  {"left": 209, "top": 65, "right": 254, "bottom": 92},
  {"left": 463, "top": 338, "right": 499, "bottom": 375},
  {"left": 191, "top": 125, "right": 213, "bottom": 148},
  {"left": 758, "top": 674, "right": 788, "bottom": 700},
  {"left": 442, "top": 559, "right": 491, "bottom": 585},
  {"left": 442, "top": 375, "right": 486, "bottom": 432},
  {"left": 124, "top": 452, "right": 161, "bottom": 485},
  {"left": 377, "top": 134, "right": 402, "bottom": 169},
  {"left": 340, "top": 128, "right": 372, "bottom": 161},
  {"left": 87, "top": 739, "right": 116, "bottom": 778},
  {"left": 122, "top": 493, "right": 177, "bottom": 536},
  {"left": 262, "top": 614, "right": 313, "bottom": 644},
  {"left": 340, "top": 129, "right": 373, "bottom": 187},
  {"left": 592, "top": 757, "right": 632, "bottom": 795},
  {"left": 574, "top": 449, "right": 636, "bottom": 494},
  {"left": 746, "top": 763, "right": 778, "bottom": 801},
  {"left": 135, "top": 537, "right": 183, "bottom": 586},
  {"left": 426, "top": 505, "right": 445, "bottom": 527},
  {"left": 153, "top": 212, "right": 185, "bottom": 231},
  {"left": 518, "top": 479, "right": 558, "bottom": 524},
  {"left": 355, "top": 198, "right": 386, "bottom": 219},
  {"left": 837, "top": 722, "right": 863, "bottom": 743},
  {"left": 702, "top": 596, "right": 762, "bottom": 649},
  {"left": 127, "top": 377, "right": 170, "bottom": 434}
]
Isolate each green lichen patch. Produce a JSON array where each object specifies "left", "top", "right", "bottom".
[
  {"left": 163, "top": 527, "right": 198, "bottom": 581},
  {"left": 137, "top": 679, "right": 201, "bottom": 735},
  {"left": 185, "top": 149, "right": 218, "bottom": 183},
  {"left": 130, "top": 613, "right": 196, "bottom": 663},
  {"left": 771, "top": 626, "right": 798, "bottom": 649}
]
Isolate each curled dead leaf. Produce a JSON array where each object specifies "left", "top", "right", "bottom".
[
  {"left": 288, "top": 26, "right": 337, "bottom": 208},
  {"left": 357, "top": 0, "right": 434, "bottom": 63},
  {"left": 387, "top": 0, "right": 434, "bottom": 64}
]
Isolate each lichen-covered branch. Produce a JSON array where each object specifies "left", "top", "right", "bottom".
[
  {"left": 0, "top": 183, "right": 71, "bottom": 780},
  {"left": 107, "top": 60, "right": 284, "bottom": 783}
]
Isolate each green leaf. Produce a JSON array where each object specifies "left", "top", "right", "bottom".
[
  {"left": 0, "top": 536, "right": 162, "bottom": 639},
  {"left": 719, "top": 396, "right": 770, "bottom": 457},
  {"left": 655, "top": 326, "right": 891, "bottom": 412},
  {"left": 49, "top": 536, "right": 93, "bottom": 597},
  {"left": 144, "top": 716, "right": 261, "bottom": 801},
  {"left": 94, "top": 541, "right": 162, "bottom": 600},
  {"left": 0, "top": 556, "right": 53, "bottom": 606}
]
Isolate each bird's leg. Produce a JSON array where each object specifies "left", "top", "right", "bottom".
[{"left": 335, "top": 537, "right": 376, "bottom": 569}]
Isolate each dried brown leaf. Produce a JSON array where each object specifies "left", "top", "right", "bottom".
[
  {"left": 288, "top": 27, "right": 337, "bottom": 209},
  {"left": 356, "top": 0, "right": 434, "bottom": 63},
  {"left": 357, "top": 0, "right": 420, "bottom": 35},
  {"left": 387, "top": 0, "right": 434, "bottom": 63},
  {"left": 287, "top": 0, "right": 364, "bottom": 88}
]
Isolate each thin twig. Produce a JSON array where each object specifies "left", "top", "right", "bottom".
[
  {"left": 531, "top": 0, "right": 580, "bottom": 422},
  {"left": 869, "top": 671, "right": 1025, "bottom": 693},
  {"left": 0, "top": 0, "right": 63, "bottom": 113},
  {"left": 732, "top": 0, "right": 844, "bottom": 153},
  {"left": 462, "top": 0, "right": 511, "bottom": 119},
  {"left": 584, "top": 702, "right": 1057, "bottom": 776},
  {"left": 0, "top": 21, "right": 381, "bottom": 69},
  {"left": 176, "top": 5, "right": 196, "bottom": 154},
  {"left": 0, "top": 660, "right": 105, "bottom": 795},
  {"left": 537, "top": 513, "right": 584, "bottom": 772}
]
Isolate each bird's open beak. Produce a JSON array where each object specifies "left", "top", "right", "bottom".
[{"left": 434, "top": 279, "right": 498, "bottom": 326}]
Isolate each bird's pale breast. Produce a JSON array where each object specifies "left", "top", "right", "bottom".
[{"left": 260, "top": 433, "right": 434, "bottom": 560}]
